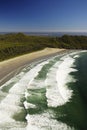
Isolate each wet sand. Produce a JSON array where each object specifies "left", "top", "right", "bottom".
[{"left": 0, "top": 48, "right": 66, "bottom": 86}]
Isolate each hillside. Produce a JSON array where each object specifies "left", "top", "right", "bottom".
[{"left": 0, "top": 33, "right": 87, "bottom": 61}]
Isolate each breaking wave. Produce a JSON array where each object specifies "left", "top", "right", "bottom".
[{"left": 0, "top": 51, "right": 81, "bottom": 130}]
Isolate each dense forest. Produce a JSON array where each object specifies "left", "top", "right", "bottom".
[{"left": 0, "top": 33, "right": 87, "bottom": 61}]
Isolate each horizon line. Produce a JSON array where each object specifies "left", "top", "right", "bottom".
[{"left": 1, "top": 31, "right": 87, "bottom": 33}]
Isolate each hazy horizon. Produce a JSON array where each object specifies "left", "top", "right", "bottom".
[{"left": 1, "top": 31, "right": 87, "bottom": 37}]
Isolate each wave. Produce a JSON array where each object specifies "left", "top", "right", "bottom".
[
  {"left": 0, "top": 51, "right": 82, "bottom": 129},
  {"left": 24, "top": 53, "right": 78, "bottom": 130},
  {"left": 45, "top": 55, "right": 77, "bottom": 107},
  {"left": 25, "top": 112, "right": 74, "bottom": 130},
  {"left": 0, "top": 60, "right": 49, "bottom": 129}
]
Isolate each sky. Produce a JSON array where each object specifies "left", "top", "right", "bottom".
[{"left": 0, "top": 0, "right": 87, "bottom": 32}]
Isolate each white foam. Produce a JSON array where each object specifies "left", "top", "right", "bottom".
[
  {"left": 74, "top": 55, "right": 80, "bottom": 58},
  {"left": 56, "top": 56, "right": 77, "bottom": 102},
  {"left": 25, "top": 91, "right": 30, "bottom": 98},
  {"left": 28, "top": 79, "right": 46, "bottom": 89},
  {"left": 27, "top": 61, "right": 49, "bottom": 87},
  {"left": 0, "top": 60, "right": 49, "bottom": 129},
  {"left": 45, "top": 55, "right": 77, "bottom": 107},
  {"left": 25, "top": 112, "right": 74, "bottom": 130},
  {"left": 0, "top": 51, "right": 81, "bottom": 129},
  {"left": 23, "top": 54, "right": 77, "bottom": 129},
  {"left": 24, "top": 101, "right": 36, "bottom": 109},
  {"left": 24, "top": 55, "right": 76, "bottom": 130}
]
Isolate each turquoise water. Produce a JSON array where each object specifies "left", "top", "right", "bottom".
[{"left": 0, "top": 51, "right": 87, "bottom": 130}]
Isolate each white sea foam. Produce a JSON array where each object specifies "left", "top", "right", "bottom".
[
  {"left": 45, "top": 61, "right": 64, "bottom": 107},
  {"left": 45, "top": 55, "right": 77, "bottom": 107},
  {"left": 56, "top": 56, "right": 77, "bottom": 102},
  {"left": 25, "top": 112, "right": 74, "bottom": 130},
  {"left": 24, "top": 55, "right": 77, "bottom": 130},
  {"left": 24, "top": 101, "right": 36, "bottom": 109},
  {"left": 26, "top": 61, "right": 49, "bottom": 87},
  {"left": 24, "top": 54, "right": 77, "bottom": 129},
  {"left": 0, "top": 52, "right": 80, "bottom": 129},
  {"left": 0, "top": 60, "right": 49, "bottom": 129},
  {"left": 74, "top": 55, "right": 80, "bottom": 58}
]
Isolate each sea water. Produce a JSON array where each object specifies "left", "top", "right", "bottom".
[{"left": 0, "top": 50, "right": 87, "bottom": 130}]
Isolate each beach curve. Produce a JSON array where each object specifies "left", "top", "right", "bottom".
[{"left": 0, "top": 48, "right": 66, "bottom": 86}]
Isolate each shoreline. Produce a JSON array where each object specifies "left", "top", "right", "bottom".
[{"left": 0, "top": 48, "right": 66, "bottom": 86}]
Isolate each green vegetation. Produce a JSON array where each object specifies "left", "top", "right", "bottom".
[{"left": 0, "top": 33, "right": 87, "bottom": 61}]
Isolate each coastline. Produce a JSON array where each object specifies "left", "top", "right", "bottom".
[{"left": 0, "top": 48, "right": 66, "bottom": 86}]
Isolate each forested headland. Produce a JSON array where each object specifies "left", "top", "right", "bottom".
[{"left": 0, "top": 33, "right": 87, "bottom": 61}]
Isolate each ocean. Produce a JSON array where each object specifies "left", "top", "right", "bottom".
[
  {"left": 1, "top": 32, "right": 87, "bottom": 37},
  {"left": 0, "top": 50, "right": 87, "bottom": 130}
]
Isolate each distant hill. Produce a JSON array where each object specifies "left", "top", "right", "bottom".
[{"left": 0, "top": 33, "right": 87, "bottom": 61}]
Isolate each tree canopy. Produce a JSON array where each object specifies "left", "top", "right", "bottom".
[{"left": 0, "top": 33, "right": 87, "bottom": 61}]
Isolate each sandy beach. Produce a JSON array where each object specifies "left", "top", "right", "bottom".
[{"left": 0, "top": 48, "right": 66, "bottom": 86}]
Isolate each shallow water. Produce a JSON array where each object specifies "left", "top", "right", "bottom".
[{"left": 0, "top": 50, "right": 87, "bottom": 130}]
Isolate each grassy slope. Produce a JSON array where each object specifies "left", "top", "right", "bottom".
[{"left": 0, "top": 33, "right": 87, "bottom": 61}]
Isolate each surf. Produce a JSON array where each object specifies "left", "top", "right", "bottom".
[{"left": 0, "top": 50, "right": 85, "bottom": 130}]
